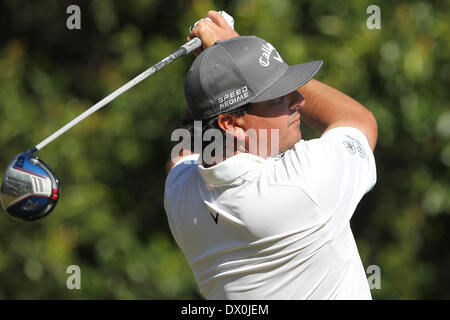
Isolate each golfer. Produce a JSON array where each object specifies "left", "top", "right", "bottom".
[{"left": 164, "top": 11, "right": 378, "bottom": 299}]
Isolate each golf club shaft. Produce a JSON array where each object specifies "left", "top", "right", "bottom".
[{"left": 33, "top": 37, "right": 203, "bottom": 153}]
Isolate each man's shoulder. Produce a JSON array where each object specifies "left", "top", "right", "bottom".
[
  {"left": 290, "top": 127, "right": 374, "bottom": 161},
  {"left": 165, "top": 154, "right": 200, "bottom": 190},
  {"left": 266, "top": 126, "right": 376, "bottom": 190}
]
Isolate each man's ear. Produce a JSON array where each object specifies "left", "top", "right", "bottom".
[{"left": 217, "top": 113, "right": 246, "bottom": 140}]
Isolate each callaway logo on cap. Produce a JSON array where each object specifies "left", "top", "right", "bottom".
[{"left": 184, "top": 35, "right": 323, "bottom": 120}]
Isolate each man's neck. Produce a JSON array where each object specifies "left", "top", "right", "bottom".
[{"left": 201, "top": 149, "right": 242, "bottom": 168}]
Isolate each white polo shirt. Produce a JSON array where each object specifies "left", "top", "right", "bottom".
[{"left": 164, "top": 127, "right": 377, "bottom": 300}]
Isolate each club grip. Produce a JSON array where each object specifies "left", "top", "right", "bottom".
[{"left": 181, "top": 37, "right": 203, "bottom": 55}]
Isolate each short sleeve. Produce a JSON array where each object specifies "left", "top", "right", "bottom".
[
  {"left": 165, "top": 154, "right": 200, "bottom": 189},
  {"left": 290, "top": 127, "right": 377, "bottom": 227}
]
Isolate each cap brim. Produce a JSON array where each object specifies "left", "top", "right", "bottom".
[{"left": 252, "top": 60, "right": 323, "bottom": 103}]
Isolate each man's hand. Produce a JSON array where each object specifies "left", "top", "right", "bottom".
[{"left": 188, "top": 10, "right": 240, "bottom": 56}]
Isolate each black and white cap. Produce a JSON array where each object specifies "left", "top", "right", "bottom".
[{"left": 184, "top": 35, "right": 322, "bottom": 120}]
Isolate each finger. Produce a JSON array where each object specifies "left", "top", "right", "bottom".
[
  {"left": 189, "top": 19, "right": 213, "bottom": 39},
  {"left": 207, "top": 10, "right": 230, "bottom": 29},
  {"left": 193, "top": 48, "right": 203, "bottom": 57}
]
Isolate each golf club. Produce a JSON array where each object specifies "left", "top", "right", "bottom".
[{"left": 0, "top": 11, "right": 234, "bottom": 221}]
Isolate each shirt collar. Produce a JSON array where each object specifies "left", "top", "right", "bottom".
[{"left": 197, "top": 153, "right": 265, "bottom": 186}]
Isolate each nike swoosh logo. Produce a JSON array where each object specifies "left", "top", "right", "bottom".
[{"left": 209, "top": 211, "right": 219, "bottom": 224}]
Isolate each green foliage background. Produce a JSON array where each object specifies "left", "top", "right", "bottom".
[{"left": 0, "top": 0, "right": 448, "bottom": 299}]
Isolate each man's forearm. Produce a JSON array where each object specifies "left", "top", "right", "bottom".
[{"left": 298, "top": 79, "right": 378, "bottom": 150}]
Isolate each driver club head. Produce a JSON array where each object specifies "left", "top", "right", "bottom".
[{"left": 0, "top": 151, "right": 60, "bottom": 222}]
